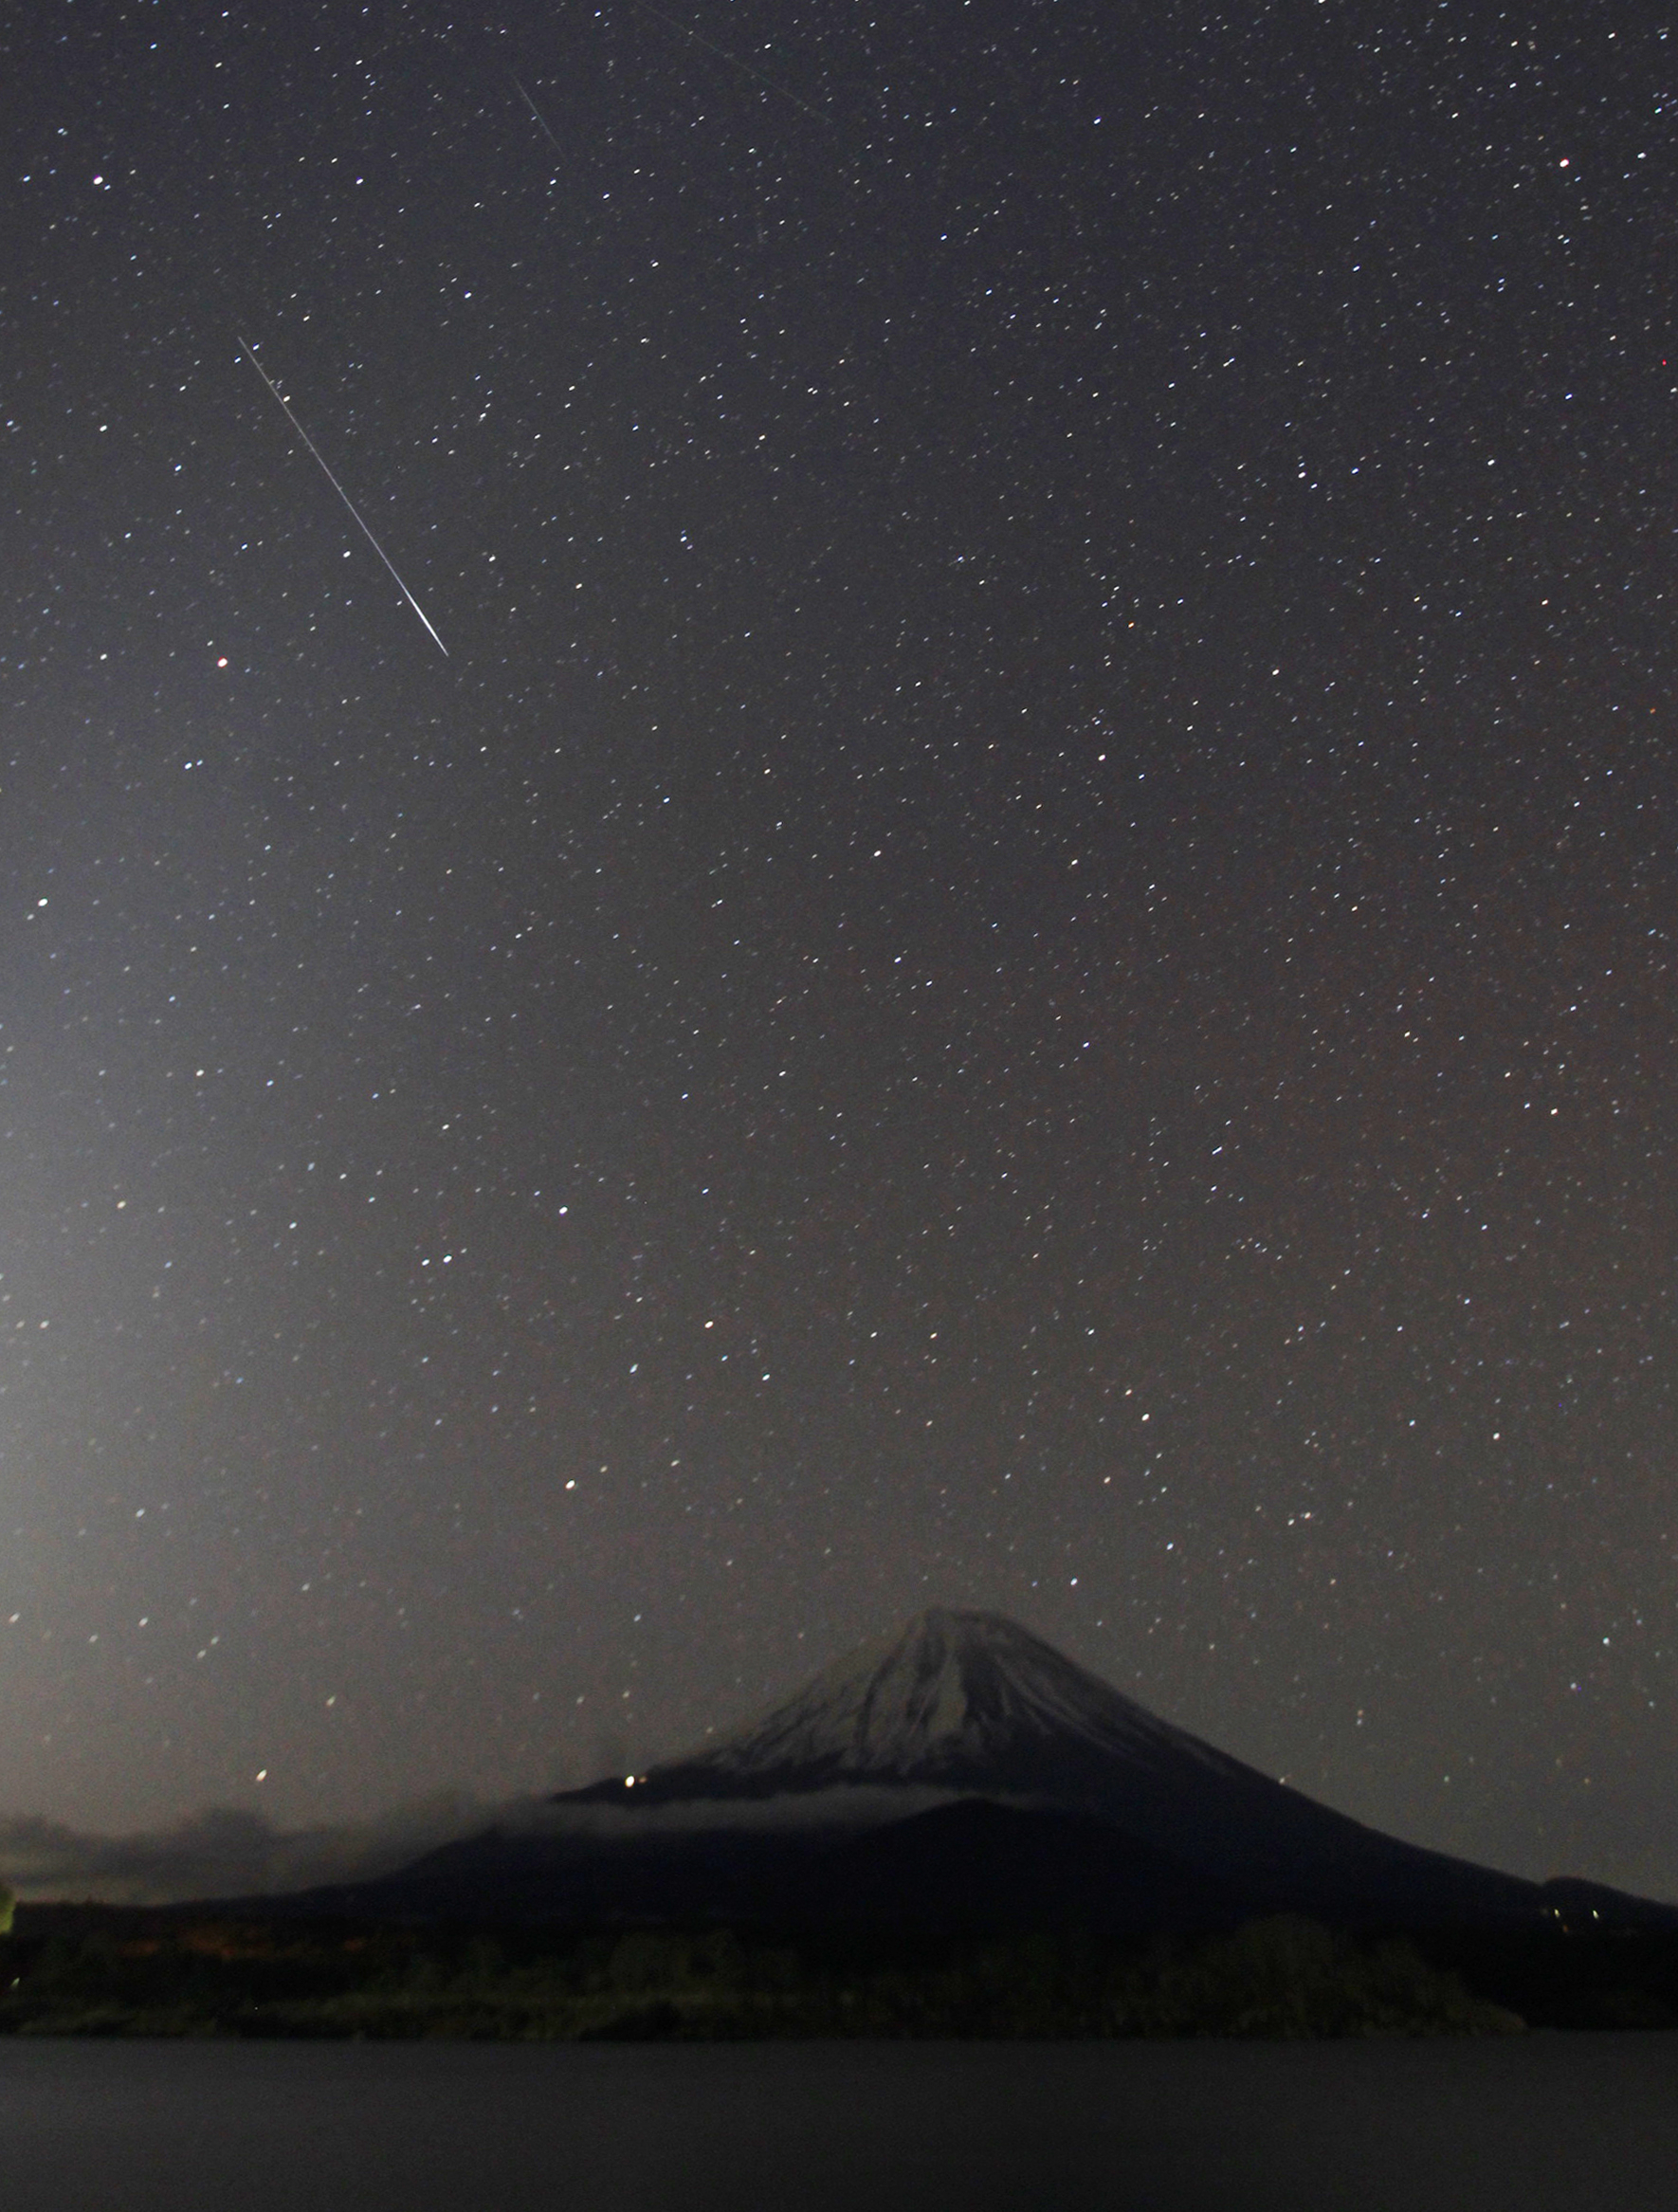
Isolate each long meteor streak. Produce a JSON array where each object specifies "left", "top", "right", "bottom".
[
  {"left": 235, "top": 337, "right": 448, "bottom": 658},
  {"left": 511, "top": 75, "right": 565, "bottom": 157}
]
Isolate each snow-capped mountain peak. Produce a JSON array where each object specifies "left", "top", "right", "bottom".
[
  {"left": 571, "top": 1607, "right": 1243, "bottom": 1806},
  {"left": 707, "top": 1607, "right": 1191, "bottom": 1775},
  {"left": 395, "top": 1607, "right": 1570, "bottom": 1929}
]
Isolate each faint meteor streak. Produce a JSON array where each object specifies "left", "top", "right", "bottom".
[
  {"left": 511, "top": 75, "right": 564, "bottom": 158},
  {"left": 623, "top": 0, "right": 836, "bottom": 128},
  {"left": 235, "top": 336, "right": 448, "bottom": 658}
]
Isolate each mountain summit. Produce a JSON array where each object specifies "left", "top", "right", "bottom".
[{"left": 571, "top": 1606, "right": 1243, "bottom": 1804}]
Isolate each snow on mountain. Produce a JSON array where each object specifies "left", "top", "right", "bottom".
[
  {"left": 296, "top": 1610, "right": 1665, "bottom": 1931},
  {"left": 583, "top": 1607, "right": 1246, "bottom": 1803},
  {"left": 555, "top": 1607, "right": 1546, "bottom": 1926}
]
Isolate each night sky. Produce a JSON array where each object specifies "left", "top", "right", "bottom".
[{"left": 5, "top": 2, "right": 1676, "bottom": 1898}]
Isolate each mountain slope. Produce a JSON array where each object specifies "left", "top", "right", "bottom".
[
  {"left": 551, "top": 1607, "right": 1540, "bottom": 1926},
  {"left": 311, "top": 1609, "right": 1659, "bottom": 1931},
  {"left": 572, "top": 1608, "right": 1244, "bottom": 1803}
]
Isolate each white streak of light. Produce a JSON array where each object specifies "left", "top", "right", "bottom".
[{"left": 236, "top": 337, "right": 448, "bottom": 658}]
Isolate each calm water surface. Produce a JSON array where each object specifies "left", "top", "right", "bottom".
[{"left": 0, "top": 2035, "right": 1672, "bottom": 2211}]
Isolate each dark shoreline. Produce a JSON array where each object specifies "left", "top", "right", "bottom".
[{"left": 6, "top": 1903, "right": 1678, "bottom": 2039}]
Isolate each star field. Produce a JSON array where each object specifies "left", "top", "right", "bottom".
[{"left": 3, "top": 1, "right": 1676, "bottom": 1897}]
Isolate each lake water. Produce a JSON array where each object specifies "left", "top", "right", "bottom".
[{"left": 1, "top": 2035, "right": 1673, "bottom": 2211}]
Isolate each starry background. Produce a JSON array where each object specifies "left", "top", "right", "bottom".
[{"left": 3, "top": 0, "right": 1676, "bottom": 1896}]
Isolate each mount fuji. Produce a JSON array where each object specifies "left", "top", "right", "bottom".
[
  {"left": 572, "top": 1605, "right": 1248, "bottom": 1805},
  {"left": 309, "top": 1609, "right": 1672, "bottom": 1932}
]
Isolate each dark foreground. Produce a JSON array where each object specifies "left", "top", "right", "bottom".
[
  {"left": 14, "top": 1905, "right": 1678, "bottom": 2037},
  {"left": 2, "top": 1910, "right": 1540, "bottom": 2038},
  {"left": 2, "top": 2034, "right": 1676, "bottom": 2211}
]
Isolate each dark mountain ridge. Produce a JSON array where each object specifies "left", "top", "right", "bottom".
[{"left": 293, "top": 1609, "right": 1676, "bottom": 1934}]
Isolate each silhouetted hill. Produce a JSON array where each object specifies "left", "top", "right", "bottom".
[{"left": 280, "top": 1610, "right": 1678, "bottom": 1935}]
